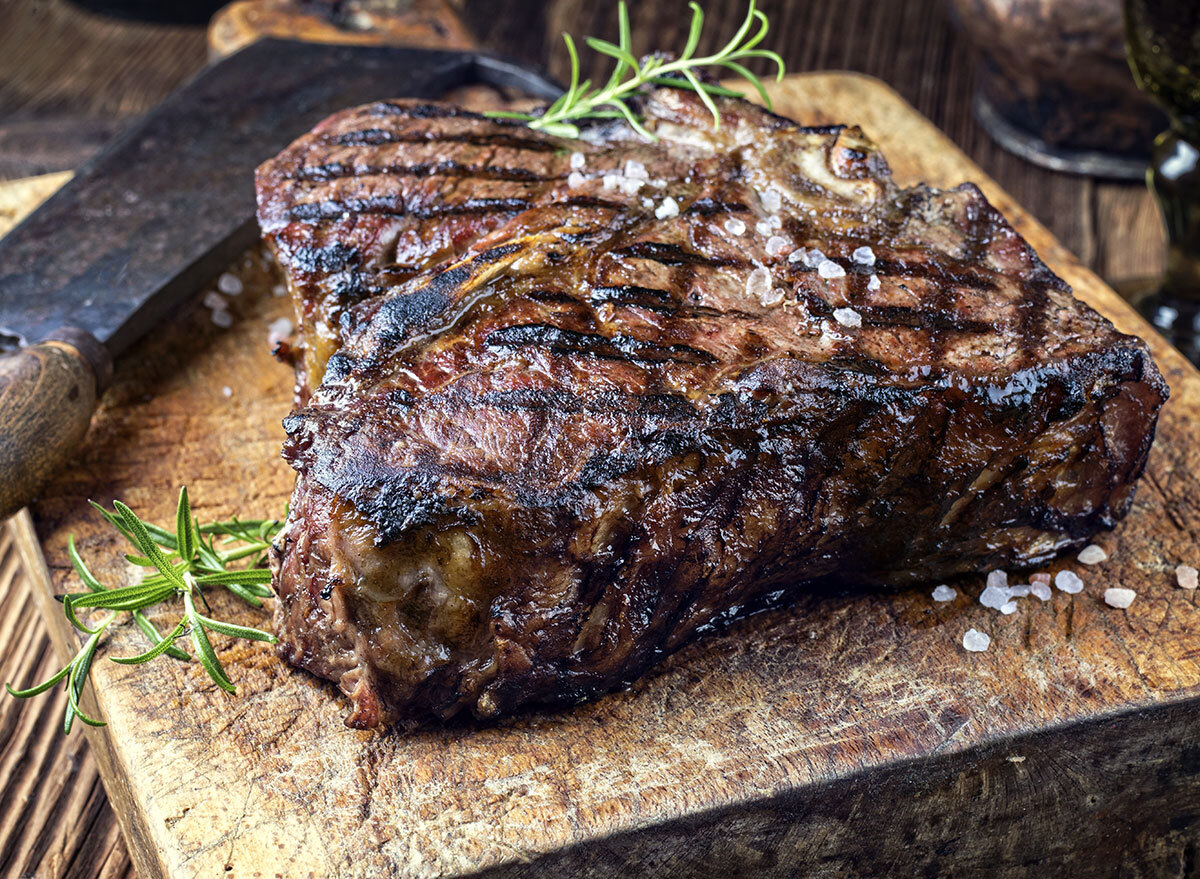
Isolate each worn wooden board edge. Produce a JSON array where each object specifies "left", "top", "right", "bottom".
[
  {"left": 477, "top": 699, "right": 1200, "bottom": 877},
  {"left": 7, "top": 71, "right": 1200, "bottom": 877},
  {"left": 9, "top": 511, "right": 169, "bottom": 879}
]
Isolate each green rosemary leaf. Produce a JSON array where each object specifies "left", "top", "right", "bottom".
[
  {"left": 601, "top": 2, "right": 632, "bottom": 92},
  {"left": 562, "top": 33, "right": 581, "bottom": 109},
  {"left": 143, "top": 522, "right": 179, "bottom": 550},
  {"left": 681, "top": 3, "right": 703, "bottom": 61},
  {"left": 714, "top": 60, "right": 769, "bottom": 108},
  {"left": 113, "top": 501, "right": 186, "bottom": 589},
  {"left": 111, "top": 621, "right": 188, "bottom": 665},
  {"left": 584, "top": 36, "right": 639, "bottom": 72},
  {"left": 192, "top": 569, "right": 272, "bottom": 586},
  {"left": 66, "top": 581, "right": 176, "bottom": 612},
  {"left": 184, "top": 592, "right": 235, "bottom": 693},
  {"left": 124, "top": 554, "right": 155, "bottom": 566},
  {"left": 6, "top": 663, "right": 71, "bottom": 699},
  {"left": 215, "top": 544, "right": 271, "bottom": 565},
  {"left": 479, "top": 110, "right": 537, "bottom": 120},
  {"left": 67, "top": 535, "right": 105, "bottom": 593},
  {"left": 681, "top": 68, "right": 720, "bottom": 127},
  {"left": 606, "top": 98, "right": 655, "bottom": 141},
  {"left": 132, "top": 611, "right": 191, "bottom": 661},
  {"left": 176, "top": 487, "right": 195, "bottom": 563},
  {"left": 63, "top": 595, "right": 106, "bottom": 635},
  {"left": 196, "top": 614, "right": 277, "bottom": 644},
  {"left": 222, "top": 583, "right": 262, "bottom": 607},
  {"left": 199, "top": 517, "right": 281, "bottom": 536},
  {"left": 64, "top": 629, "right": 107, "bottom": 733}
]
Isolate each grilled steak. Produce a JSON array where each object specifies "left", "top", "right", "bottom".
[{"left": 256, "top": 87, "right": 1168, "bottom": 728}]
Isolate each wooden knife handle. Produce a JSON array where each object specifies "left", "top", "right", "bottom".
[
  {"left": 208, "top": 0, "right": 476, "bottom": 59},
  {"left": 0, "top": 329, "right": 112, "bottom": 520}
]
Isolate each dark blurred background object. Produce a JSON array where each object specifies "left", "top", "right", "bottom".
[
  {"left": 949, "top": 0, "right": 1165, "bottom": 178},
  {"left": 0, "top": 1, "right": 1174, "bottom": 877},
  {"left": 1125, "top": 0, "right": 1200, "bottom": 364}
]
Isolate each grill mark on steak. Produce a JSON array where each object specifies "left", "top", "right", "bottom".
[
  {"left": 256, "top": 87, "right": 1168, "bottom": 728},
  {"left": 325, "top": 127, "right": 562, "bottom": 151},
  {"left": 283, "top": 195, "right": 532, "bottom": 222},
  {"left": 485, "top": 324, "right": 718, "bottom": 366},
  {"left": 285, "top": 160, "right": 555, "bottom": 183},
  {"left": 856, "top": 305, "right": 994, "bottom": 334},
  {"left": 365, "top": 101, "right": 492, "bottom": 120},
  {"left": 614, "top": 241, "right": 749, "bottom": 268},
  {"left": 589, "top": 284, "right": 679, "bottom": 310}
]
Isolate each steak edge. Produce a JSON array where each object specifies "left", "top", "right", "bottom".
[{"left": 255, "top": 88, "right": 1168, "bottom": 727}]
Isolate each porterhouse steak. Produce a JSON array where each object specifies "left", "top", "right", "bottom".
[{"left": 256, "top": 87, "right": 1168, "bottom": 728}]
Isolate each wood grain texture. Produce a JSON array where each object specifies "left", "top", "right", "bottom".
[{"left": 9, "top": 73, "right": 1200, "bottom": 879}]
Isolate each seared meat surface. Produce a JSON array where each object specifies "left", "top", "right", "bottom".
[{"left": 256, "top": 88, "right": 1167, "bottom": 727}]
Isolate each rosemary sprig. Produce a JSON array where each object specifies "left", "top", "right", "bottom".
[
  {"left": 5, "top": 488, "right": 283, "bottom": 733},
  {"left": 486, "top": 1, "right": 785, "bottom": 140}
]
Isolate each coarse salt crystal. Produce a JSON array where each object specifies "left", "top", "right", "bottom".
[
  {"left": 1103, "top": 587, "right": 1136, "bottom": 609},
  {"left": 1009, "top": 584, "right": 1031, "bottom": 598},
  {"left": 803, "top": 249, "right": 827, "bottom": 268},
  {"left": 987, "top": 570, "right": 1008, "bottom": 590},
  {"left": 203, "top": 291, "right": 227, "bottom": 311},
  {"left": 1055, "top": 570, "right": 1084, "bottom": 594},
  {"left": 217, "top": 272, "right": 243, "bottom": 296},
  {"left": 788, "top": 248, "right": 805, "bottom": 263},
  {"left": 817, "top": 260, "right": 846, "bottom": 279},
  {"left": 620, "top": 177, "right": 645, "bottom": 195},
  {"left": 1000, "top": 601, "right": 1018, "bottom": 615},
  {"left": 222, "top": 386, "right": 233, "bottom": 398},
  {"left": 1031, "top": 582, "right": 1052, "bottom": 601},
  {"left": 852, "top": 245, "right": 876, "bottom": 266},
  {"left": 867, "top": 273, "right": 881, "bottom": 292},
  {"left": 570, "top": 152, "right": 586, "bottom": 170},
  {"left": 760, "top": 188, "right": 782, "bottom": 212},
  {"left": 567, "top": 171, "right": 586, "bottom": 189},
  {"left": 932, "top": 584, "right": 956, "bottom": 602},
  {"left": 1030, "top": 572, "right": 1052, "bottom": 585},
  {"left": 272, "top": 284, "right": 287, "bottom": 298},
  {"left": 962, "top": 628, "right": 990, "bottom": 652},
  {"left": 769, "top": 214, "right": 782, "bottom": 229},
  {"left": 766, "top": 235, "right": 789, "bottom": 257},
  {"left": 1176, "top": 564, "right": 1198, "bottom": 590},
  {"left": 1078, "top": 544, "right": 1107, "bottom": 565},
  {"left": 211, "top": 309, "right": 233, "bottom": 328},
  {"left": 654, "top": 196, "right": 679, "bottom": 219},
  {"left": 724, "top": 218, "right": 747, "bottom": 236},
  {"left": 268, "top": 316, "right": 293, "bottom": 346},
  {"left": 979, "top": 584, "right": 1012, "bottom": 609},
  {"left": 760, "top": 287, "right": 787, "bottom": 307},
  {"left": 755, "top": 220, "right": 773, "bottom": 237},
  {"left": 642, "top": 197, "right": 654, "bottom": 208},
  {"left": 602, "top": 174, "right": 620, "bottom": 190},
  {"left": 745, "top": 266, "right": 771, "bottom": 299},
  {"left": 623, "top": 159, "right": 648, "bottom": 180},
  {"left": 832, "top": 307, "right": 861, "bottom": 328}
]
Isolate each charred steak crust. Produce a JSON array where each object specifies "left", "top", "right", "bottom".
[{"left": 256, "top": 89, "right": 1168, "bottom": 727}]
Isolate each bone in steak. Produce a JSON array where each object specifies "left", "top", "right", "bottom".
[{"left": 256, "top": 87, "right": 1168, "bottom": 728}]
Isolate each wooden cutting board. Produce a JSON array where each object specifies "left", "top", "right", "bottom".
[{"left": 7, "top": 73, "right": 1200, "bottom": 879}]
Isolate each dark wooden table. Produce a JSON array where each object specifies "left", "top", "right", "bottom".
[{"left": 0, "top": 1, "right": 1168, "bottom": 876}]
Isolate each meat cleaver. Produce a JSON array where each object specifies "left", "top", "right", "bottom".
[{"left": 0, "top": 38, "right": 561, "bottom": 519}]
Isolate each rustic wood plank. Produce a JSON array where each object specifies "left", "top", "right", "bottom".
[{"left": 8, "top": 72, "right": 1198, "bottom": 878}]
